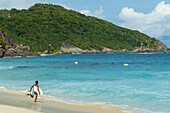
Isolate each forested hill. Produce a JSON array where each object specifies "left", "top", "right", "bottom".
[{"left": 0, "top": 3, "right": 169, "bottom": 54}]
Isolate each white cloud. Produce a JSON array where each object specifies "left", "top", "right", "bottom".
[
  {"left": 80, "top": 10, "right": 92, "bottom": 16},
  {"left": 57, "top": 3, "right": 72, "bottom": 10},
  {"left": 0, "top": 0, "right": 45, "bottom": 9},
  {"left": 119, "top": 1, "right": 170, "bottom": 38},
  {"left": 80, "top": 6, "right": 104, "bottom": 19},
  {"left": 57, "top": 4, "right": 105, "bottom": 19}
]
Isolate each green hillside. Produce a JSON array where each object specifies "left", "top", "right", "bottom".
[{"left": 0, "top": 3, "right": 158, "bottom": 53}]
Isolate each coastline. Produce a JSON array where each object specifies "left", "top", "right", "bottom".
[
  {"left": 0, "top": 88, "right": 134, "bottom": 113},
  {"left": 0, "top": 42, "right": 169, "bottom": 58},
  {"left": 2, "top": 51, "right": 170, "bottom": 59}
]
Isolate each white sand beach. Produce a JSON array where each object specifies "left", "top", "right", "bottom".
[
  {"left": 0, "top": 88, "right": 134, "bottom": 113},
  {"left": 0, "top": 104, "right": 42, "bottom": 113}
]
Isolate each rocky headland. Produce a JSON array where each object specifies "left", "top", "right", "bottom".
[
  {"left": 59, "top": 43, "right": 170, "bottom": 54},
  {"left": 0, "top": 41, "right": 169, "bottom": 58},
  {"left": 0, "top": 31, "right": 35, "bottom": 58},
  {"left": 0, "top": 30, "right": 169, "bottom": 58}
]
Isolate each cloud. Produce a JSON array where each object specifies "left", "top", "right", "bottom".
[
  {"left": 57, "top": 4, "right": 105, "bottom": 19},
  {"left": 80, "top": 6, "right": 104, "bottom": 19},
  {"left": 119, "top": 1, "right": 170, "bottom": 38},
  {"left": 57, "top": 3, "right": 72, "bottom": 10},
  {"left": 0, "top": 0, "right": 44, "bottom": 9}
]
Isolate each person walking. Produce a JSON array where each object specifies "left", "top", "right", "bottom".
[{"left": 29, "top": 81, "right": 41, "bottom": 102}]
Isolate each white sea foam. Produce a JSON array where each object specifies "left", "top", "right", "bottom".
[
  {"left": 133, "top": 107, "right": 168, "bottom": 113},
  {"left": 0, "top": 66, "right": 15, "bottom": 70},
  {"left": 40, "top": 54, "right": 54, "bottom": 57},
  {"left": 13, "top": 56, "right": 22, "bottom": 58},
  {"left": 0, "top": 86, "right": 6, "bottom": 90},
  {"left": 138, "top": 53, "right": 154, "bottom": 54},
  {"left": 26, "top": 56, "right": 36, "bottom": 57}
]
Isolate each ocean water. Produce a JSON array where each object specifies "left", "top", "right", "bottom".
[{"left": 0, "top": 53, "right": 170, "bottom": 113}]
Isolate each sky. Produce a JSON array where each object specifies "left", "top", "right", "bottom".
[{"left": 0, "top": 0, "right": 170, "bottom": 47}]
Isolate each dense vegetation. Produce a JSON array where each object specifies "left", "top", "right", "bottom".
[{"left": 0, "top": 4, "right": 158, "bottom": 53}]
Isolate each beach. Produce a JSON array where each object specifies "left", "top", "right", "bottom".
[
  {"left": 0, "top": 88, "right": 133, "bottom": 113},
  {"left": 0, "top": 104, "right": 41, "bottom": 113}
]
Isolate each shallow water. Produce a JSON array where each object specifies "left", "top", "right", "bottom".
[{"left": 0, "top": 53, "right": 170, "bottom": 113}]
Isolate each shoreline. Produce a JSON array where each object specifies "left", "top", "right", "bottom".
[
  {"left": 0, "top": 88, "right": 135, "bottom": 113},
  {"left": 2, "top": 51, "right": 170, "bottom": 59}
]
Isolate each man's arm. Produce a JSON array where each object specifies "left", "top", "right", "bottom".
[
  {"left": 37, "top": 85, "right": 40, "bottom": 95},
  {"left": 29, "top": 85, "right": 34, "bottom": 92}
]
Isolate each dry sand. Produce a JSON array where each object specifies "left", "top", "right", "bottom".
[{"left": 0, "top": 104, "right": 42, "bottom": 113}]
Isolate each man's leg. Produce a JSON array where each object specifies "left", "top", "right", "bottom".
[
  {"left": 30, "top": 94, "right": 34, "bottom": 98},
  {"left": 34, "top": 92, "right": 38, "bottom": 102},
  {"left": 35, "top": 95, "right": 38, "bottom": 102}
]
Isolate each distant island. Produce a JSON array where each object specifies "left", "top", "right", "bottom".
[{"left": 0, "top": 3, "right": 169, "bottom": 57}]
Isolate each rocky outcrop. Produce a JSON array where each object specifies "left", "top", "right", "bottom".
[
  {"left": 60, "top": 44, "right": 129, "bottom": 54},
  {"left": 132, "top": 48, "right": 155, "bottom": 53},
  {"left": 0, "top": 43, "right": 35, "bottom": 58},
  {"left": 0, "top": 31, "right": 35, "bottom": 57},
  {"left": 0, "top": 45, "right": 5, "bottom": 57},
  {"left": 4, "top": 45, "right": 35, "bottom": 57},
  {"left": 101, "top": 47, "right": 114, "bottom": 52},
  {"left": 155, "top": 41, "right": 169, "bottom": 51},
  {"left": 132, "top": 41, "right": 169, "bottom": 53},
  {"left": 0, "top": 31, "right": 13, "bottom": 46},
  {"left": 60, "top": 44, "right": 84, "bottom": 53},
  {"left": 60, "top": 44, "right": 102, "bottom": 53},
  {"left": 60, "top": 42, "right": 169, "bottom": 54}
]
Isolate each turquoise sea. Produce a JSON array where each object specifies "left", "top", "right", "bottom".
[{"left": 0, "top": 53, "right": 170, "bottom": 113}]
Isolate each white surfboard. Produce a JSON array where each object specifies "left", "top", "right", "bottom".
[
  {"left": 39, "top": 88, "right": 43, "bottom": 95},
  {"left": 25, "top": 88, "right": 43, "bottom": 96},
  {"left": 30, "top": 87, "right": 43, "bottom": 96}
]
